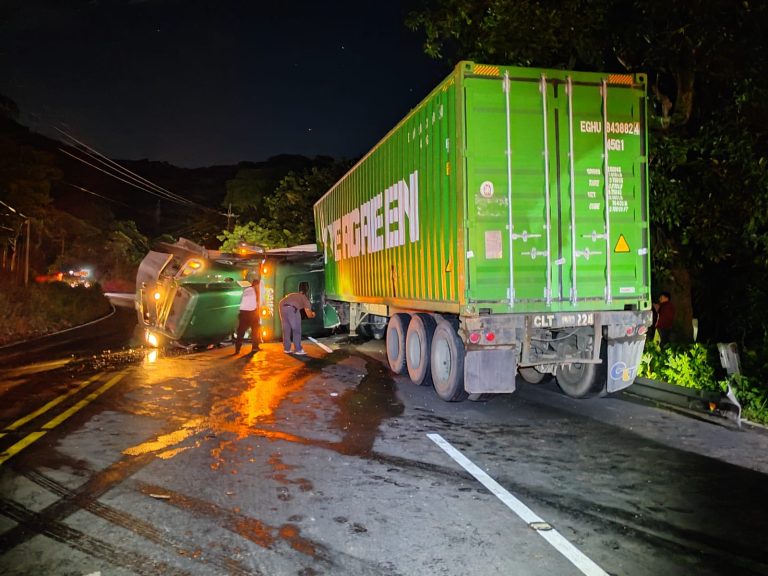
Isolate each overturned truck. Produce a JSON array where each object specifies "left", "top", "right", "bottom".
[{"left": 135, "top": 239, "right": 335, "bottom": 348}]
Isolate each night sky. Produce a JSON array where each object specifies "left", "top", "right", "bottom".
[{"left": 1, "top": 0, "right": 450, "bottom": 168}]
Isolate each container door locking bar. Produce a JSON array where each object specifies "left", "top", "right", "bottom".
[
  {"left": 503, "top": 71, "right": 516, "bottom": 306},
  {"left": 601, "top": 79, "right": 613, "bottom": 304},
  {"left": 540, "top": 74, "right": 553, "bottom": 306},
  {"left": 566, "top": 76, "right": 578, "bottom": 305}
]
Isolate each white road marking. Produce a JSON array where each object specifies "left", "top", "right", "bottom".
[
  {"left": 427, "top": 432, "right": 609, "bottom": 576},
  {"left": 307, "top": 337, "right": 333, "bottom": 353}
]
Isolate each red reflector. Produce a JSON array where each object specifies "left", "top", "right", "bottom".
[
  {"left": 638, "top": 325, "right": 648, "bottom": 335},
  {"left": 469, "top": 332, "right": 481, "bottom": 344},
  {"left": 626, "top": 326, "right": 635, "bottom": 336},
  {"left": 485, "top": 332, "right": 495, "bottom": 342}
]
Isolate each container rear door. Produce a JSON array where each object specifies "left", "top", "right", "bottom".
[
  {"left": 464, "top": 76, "right": 549, "bottom": 306},
  {"left": 463, "top": 71, "right": 648, "bottom": 312}
]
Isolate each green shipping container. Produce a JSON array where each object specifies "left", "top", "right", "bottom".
[{"left": 315, "top": 61, "right": 651, "bottom": 400}]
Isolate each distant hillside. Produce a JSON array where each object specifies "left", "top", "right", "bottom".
[
  {"left": 1, "top": 112, "right": 318, "bottom": 245},
  {"left": 0, "top": 106, "right": 331, "bottom": 286}
]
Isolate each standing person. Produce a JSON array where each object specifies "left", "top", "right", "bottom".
[
  {"left": 235, "top": 278, "right": 260, "bottom": 354},
  {"left": 279, "top": 292, "right": 316, "bottom": 355},
  {"left": 655, "top": 291, "right": 675, "bottom": 347},
  {"left": 648, "top": 298, "right": 659, "bottom": 343}
]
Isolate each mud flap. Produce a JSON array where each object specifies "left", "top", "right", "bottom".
[
  {"left": 464, "top": 347, "right": 518, "bottom": 394},
  {"left": 606, "top": 337, "right": 646, "bottom": 393}
]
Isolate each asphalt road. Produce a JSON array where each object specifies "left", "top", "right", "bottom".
[{"left": 1, "top": 310, "right": 768, "bottom": 575}]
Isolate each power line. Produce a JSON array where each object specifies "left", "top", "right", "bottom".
[
  {"left": 56, "top": 127, "right": 196, "bottom": 206},
  {"left": 64, "top": 182, "right": 132, "bottom": 207},
  {"left": 54, "top": 128, "right": 227, "bottom": 216},
  {"left": 0, "top": 198, "right": 28, "bottom": 219},
  {"left": 58, "top": 146, "right": 192, "bottom": 207}
]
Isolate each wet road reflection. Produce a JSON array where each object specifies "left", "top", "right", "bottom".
[
  {"left": 113, "top": 343, "right": 406, "bottom": 571},
  {"left": 2, "top": 338, "right": 408, "bottom": 574},
  {"left": 4, "top": 331, "right": 768, "bottom": 576},
  {"left": 123, "top": 345, "right": 404, "bottom": 466}
]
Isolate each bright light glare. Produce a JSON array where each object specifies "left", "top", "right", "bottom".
[
  {"left": 153, "top": 291, "right": 162, "bottom": 301},
  {"left": 146, "top": 332, "right": 159, "bottom": 347}
]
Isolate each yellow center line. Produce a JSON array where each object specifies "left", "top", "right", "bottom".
[
  {"left": 0, "top": 432, "right": 47, "bottom": 465},
  {"left": 1, "top": 358, "right": 73, "bottom": 378},
  {"left": 0, "top": 370, "right": 127, "bottom": 466},
  {"left": 42, "top": 372, "right": 126, "bottom": 430},
  {"left": 3, "top": 372, "right": 105, "bottom": 432}
]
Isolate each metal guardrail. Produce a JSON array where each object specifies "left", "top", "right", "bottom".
[
  {"left": 623, "top": 344, "right": 747, "bottom": 427},
  {"left": 625, "top": 377, "right": 720, "bottom": 411},
  {"left": 624, "top": 377, "right": 743, "bottom": 427}
]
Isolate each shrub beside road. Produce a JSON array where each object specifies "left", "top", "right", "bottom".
[
  {"left": 0, "top": 280, "right": 112, "bottom": 346},
  {"left": 639, "top": 340, "right": 768, "bottom": 425}
]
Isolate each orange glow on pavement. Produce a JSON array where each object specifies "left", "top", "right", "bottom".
[
  {"left": 124, "top": 347, "right": 317, "bottom": 465},
  {"left": 123, "top": 418, "right": 206, "bottom": 456}
]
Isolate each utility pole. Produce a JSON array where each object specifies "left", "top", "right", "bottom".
[
  {"left": 226, "top": 203, "right": 238, "bottom": 231},
  {"left": 0, "top": 198, "right": 29, "bottom": 284},
  {"left": 24, "top": 218, "right": 30, "bottom": 286}
]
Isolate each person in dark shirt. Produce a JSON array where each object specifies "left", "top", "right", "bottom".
[
  {"left": 279, "top": 292, "right": 316, "bottom": 355},
  {"left": 655, "top": 291, "right": 675, "bottom": 347}
]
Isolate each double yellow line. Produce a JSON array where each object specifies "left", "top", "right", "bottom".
[{"left": 0, "top": 369, "right": 127, "bottom": 466}]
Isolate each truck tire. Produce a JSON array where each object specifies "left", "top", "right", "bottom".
[
  {"left": 356, "top": 324, "right": 373, "bottom": 340},
  {"left": 430, "top": 321, "right": 467, "bottom": 402},
  {"left": 386, "top": 313, "right": 411, "bottom": 375},
  {"left": 406, "top": 313, "right": 436, "bottom": 386},
  {"left": 371, "top": 325, "right": 386, "bottom": 340},
  {"left": 519, "top": 367, "right": 552, "bottom": 384},
  {"left": 556, "top": 362, "right": 601, "bottom": 398}
]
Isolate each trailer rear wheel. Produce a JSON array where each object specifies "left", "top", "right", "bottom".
[
  {"left": 556, "top": 362, "right": 601, "bottom": 398},
  {"left": 406, "top": 313, "right": 436, "bottom": 386},
  {"left": 386, "top": 313, "right": 411, "bottom": 374},
  {"left": 430, "top": 321, "right": 467, "bottom": 402},
  {"left": 519, "top": 367, "right": 552, "bottom": 384}
]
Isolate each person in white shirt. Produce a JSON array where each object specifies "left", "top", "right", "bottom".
[{"left": 234, "top": 278, "right": 260, "bottom": 354}]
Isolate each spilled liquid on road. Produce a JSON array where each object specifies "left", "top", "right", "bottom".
[{"left": 115, "top": 342, "right": 404, "bottom": 565}]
